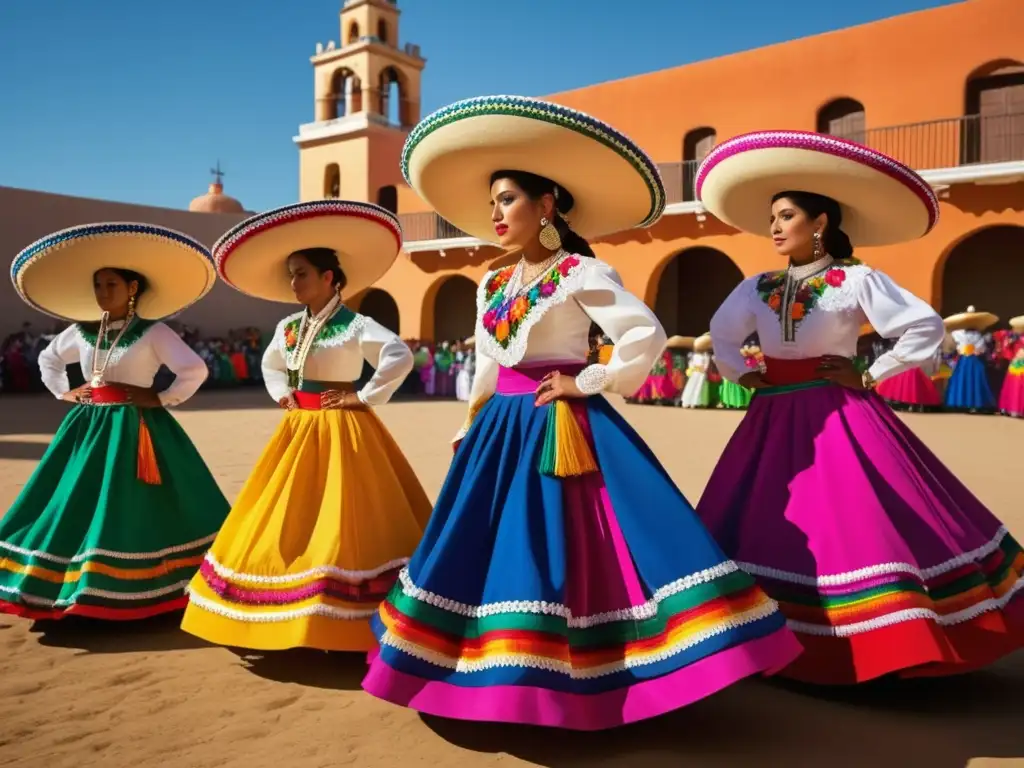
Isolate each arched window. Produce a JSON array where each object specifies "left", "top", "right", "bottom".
[
  {"left": 682, "top": 127, "right": 716, "bottom": 201},
  {"left": 377, "top": 19, "right": 389, "bottom": 45},
  {"left": 817, "top": 98, "right": 866, "bottom": 140},
  {"left": 347, "top": 21, "right": 360, "bottom": 44},
  {"left": 324, "top": 164, "right": 340, "bottom": 198},
  {"left": 377, "top": 185, "right": 398, "bottom": 213}
]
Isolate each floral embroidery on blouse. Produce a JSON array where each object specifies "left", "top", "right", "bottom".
[
  {"left": 481, "top": 255, "right": 582, "bottom": 348},
  {"left": 282, "top": 306, "right": 357, "bottom": 354},
  {"left": 756, "top": 258, "right": 860, "bottom": 334}
]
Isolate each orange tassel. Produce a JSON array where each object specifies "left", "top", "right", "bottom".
[{"left": 136, "top": 415, "right": 162, "bottom": 485}]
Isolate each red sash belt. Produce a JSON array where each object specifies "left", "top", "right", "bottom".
[
  {"left": 82, "top": 385, "right": 161, "bottom": 485},
  {"left": 90, "top": 385, "right": 130, "bottom": 404},
  {"left": 762, "top": 356, "right": 827, "bottom": 386}
]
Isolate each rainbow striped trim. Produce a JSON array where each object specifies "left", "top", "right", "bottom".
[
  {"left": 745, "top": 528, "right": 1024, "bottom": 638},
  {"left": 372, "top": 562, "right": 786, "bottom": 683},
  {"left": 695, "top": 130, "right": 940, "bottom": 233},
  {"left": 212, "top": 199, "right": 403, "bottom": 290},
  {"left": 10, "top": 222, "right": 214, "bottom": 318},
  {"left": 401, "top": 95, "right": 666, "bottom": 229}
]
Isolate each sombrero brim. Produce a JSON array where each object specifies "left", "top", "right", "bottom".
[
  {"left": 943, "top": 311, "right": 999, "bottom": 331},
  {"left": 696, "top": 131, "right": 939, "bottom": 247},
  {"left": 401, "top": 95, "right": 665, "bottom": 243},
  {"left": 11, "top": 223, "right": 215, "bottom": 322},
  {"left": 693, "top": 334, "right": 713, "bottom": 352},
  {"left": 1009, "top": 316, "right": 1024, "bottom": 332},
  {"left": 214, "top": 200, "right": 402, "bottom": 303},
  {"left": 665, "top": 335, "right": 695, "bottom": 349}
]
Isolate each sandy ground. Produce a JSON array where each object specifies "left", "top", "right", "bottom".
[{"left": 0, "top": 389, "right": 1022, "bottom": 768}]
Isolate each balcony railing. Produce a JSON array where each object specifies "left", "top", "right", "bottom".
[{"left": 397, "top": 113, "right": 1024, "bottom": 243}]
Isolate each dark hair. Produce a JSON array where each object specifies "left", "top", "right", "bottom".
[
  {"left": 288, "top": 247, "right": 348, "bottom": 291},
  {"left": 771, "top": 190, "right": 854, "bottom": 261},
  {"left": 93, "top": 267, "right": 149, "bottom": 297},
  {"left": 490, "top": 170, "right": 596, "bottom": 258}
]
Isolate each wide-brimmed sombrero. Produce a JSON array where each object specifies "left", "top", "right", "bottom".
[
  {"left": 943, "top": 306, "right": 998, "bottom": 332},
  {"left": 401, "top": 95, "right": 666, "bottom": 244},
  {"left": 1010, "top": 316, "right": 1024, "bottom": 333},
  {"left": 696, "top": 131, "right": 939, "bottom": 247},
  {"left": 11, "top": 223, "right": 215, "bottom": 322},
  {"left": 214, "top": 200, "right": 402, "bottom": 303},
  {"left": 665, "top": 335, "right": 696, "bottom": 349},
  {"left": 693, "top": 333, "right": 714, "bottom": 352}
]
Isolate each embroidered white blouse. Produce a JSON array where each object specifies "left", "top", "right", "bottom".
[
  {"left": 951, "top": 329, "right": 987, "bottom": 357},
  {"left": 39, "top": 321, "right": 208, "bottom": 407},
  {"left": 710, "top": 255, "right": 945, "bottom": 384},
  {"left": 261, "top": 308, "right": 413, "bottom": 406},
  {"left": 458, "top": 253, "right": 666, "bottom": 439}
]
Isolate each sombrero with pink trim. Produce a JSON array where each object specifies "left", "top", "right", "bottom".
[
  {"left": 695, "top": 131, "right": 940, "bottom": 246},
  {"left": 213, "top": 200, "right": 402, "bottom": 304}
]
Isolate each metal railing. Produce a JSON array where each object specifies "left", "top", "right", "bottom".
[{"left": 397, "top": 113, "right": 1024, "bottom": 242}]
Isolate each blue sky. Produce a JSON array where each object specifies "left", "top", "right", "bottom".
[{"left": 0, "top": 0, "right": 958, "bottom": 212}]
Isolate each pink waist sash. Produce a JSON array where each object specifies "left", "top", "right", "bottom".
[{"left": 496, "top": 362, "right": 586, "bottom": 395}]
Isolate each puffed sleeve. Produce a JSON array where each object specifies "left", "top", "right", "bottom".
[
  {"left": 356, "top": 317, "right": 413, "bottom": 406},
  {"left": 708, "top": 278, "right": 758, "bottom": 383},
  {"left": 858, "top": 270, "right": 944, "bottom": 382},
  {"left": 452, "top": 350, "right": 498, "bottom": 443},
  {"left": 149, "top": 324, "right": 209, "bottom": 407},
  {"left": 38, "top": 325, "right": 81, "bottom": 399},
  {"left": 261, "top": 317, "right": 293, "bottom": 403},
  {"left": 571, "top": 261, "right": 668, "bottom": 397}
]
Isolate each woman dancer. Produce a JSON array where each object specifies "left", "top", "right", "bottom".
[
  {"left": 361, "top": 95, "right": 800, "bottom": 731},
  {"left": 2, "top": 223, "right": 228, "bottom": 620},
  {"left": 943, "top": 306, "right": 998, "bottom": 413},
  {"left": 681, "top": 333, "right": 715, "bottom": 408},
  {"left": 998, "top": 316, "right": 1024, "bottom": 418},
  {"left": 695, "top": 130, "right": 1024, "bottom": 684},
  {"left": 181, "top": 201, "right": 432, "bottom": 651}
]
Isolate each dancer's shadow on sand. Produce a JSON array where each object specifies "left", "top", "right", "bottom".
[
  {"left": 230, "top": 647, "right": 365, "bottom": 691},
  {"left": 32, "top": 611, "right": 208, "bottom": 654},
  {"left": 421, "top": 654, "right": 1024, "bottom": 768}
]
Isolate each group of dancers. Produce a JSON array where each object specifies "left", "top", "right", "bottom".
[{"left": 2, "top": 96, "right": 1022, "bottom": 730}]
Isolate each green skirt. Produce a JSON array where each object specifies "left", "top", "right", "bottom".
[
  {"left": 719, "top": 379, "right": 753, "bottom": 409},
  {"left": 0, "top": 403, "right": 230, "bottom": 620}
]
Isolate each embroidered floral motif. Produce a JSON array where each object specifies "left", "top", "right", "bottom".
[
  {"left": 756, "top": 258, "right": 860, "bottom": 332},
  {"left": 482, "top": 256, "right": 582, "bottom": 348},
  {"left": 282, "top": 306, "right": 358, "bottom": 354}
]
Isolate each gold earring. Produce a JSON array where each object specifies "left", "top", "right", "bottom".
[
  {"left": 539, "top": 217, "right": 562, "bottom": 251},
  {"left": 812, "top": 232, "right": 823, "bottom": 259},
  {"left": 128, "top": 294, "right": 137, "bottom": 317}
]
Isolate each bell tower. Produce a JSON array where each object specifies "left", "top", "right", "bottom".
[{"left": 294, "top": 0, "right": 425, "bottom": 212}]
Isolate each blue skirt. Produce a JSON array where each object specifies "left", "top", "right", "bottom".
[
  {"left": 944, "top": 354, "right": 996, "bottom": 411},
  {"left": 362, "top": 362, "right": 800, "bottom": 730}
]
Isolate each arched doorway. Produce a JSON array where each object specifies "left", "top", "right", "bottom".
[
  {"left": 654, "top": 247, "right": 744, "bottom": 335},
  {"left": 433, "top": 276, "right": 476, "bottom": 341},
  {"left": 939, "top": 225, "right": 1024, "bottom": 326},
  {"left": 358, "top": 288, "right": 400, "bottom": 334}
]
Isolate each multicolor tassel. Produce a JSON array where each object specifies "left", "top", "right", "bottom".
[
  {"left": 136, "top": 415, "right": 162, "bottom": 485},
  {"left": 538, "top": 400, "right": 599, "bottom": 478}
]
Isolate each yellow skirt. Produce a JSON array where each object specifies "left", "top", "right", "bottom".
[{"left": 180, "top": 406, "right": 432, "bottom": 651}]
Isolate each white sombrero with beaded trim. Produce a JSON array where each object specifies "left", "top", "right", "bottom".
[
  {"left": 10, "top": 222, "right": 216, "bottom": 322},
  {"left": 696, "top": 130, "right": 940, "bottom": 247},
  {"left": 213, "top": 200, "right": 402, "bottom": 304},
  {"left": 401, "top": 95, "right": 666, "bottom": 243},
  {"left": 943, "top": 306, "right": 999, "bottom": 332}
]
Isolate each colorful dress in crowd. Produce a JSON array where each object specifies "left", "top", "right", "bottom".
[
  {"left": 361, "top": 95, "right": 800, "bottom": 730},
  {"left": 718, "top": 344, "right": 760, "bottom": 409},
  {"left": 944, "top": 310, "right": 998, "bottom": 412},
  {"left": 455, "top": 346, "right": 474, "bottom": 401},
  {"left": 181, "top": 201, "right": 432, "bottom": 651},
  {"left": 875, "top": 362, "right": 942, "bottom": 411},
  {"left": 694, "top": 130, "right": 1024, "bottom": 684},
  {"left": 630, "top": 348, "right": 677, "bottom": 404},
  {"left": 998, "top": 319, "right": 1024, "bottom": 418},
  {"left": 2, "top": 223, "right": 228, "bottom": 620},
  {"left": 681, "top": 336, "right": 715, "bottom": 408}
]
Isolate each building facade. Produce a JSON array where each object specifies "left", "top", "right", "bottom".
[{"left": 300, "top": 0, "right": 1024, "bottom": 342}]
